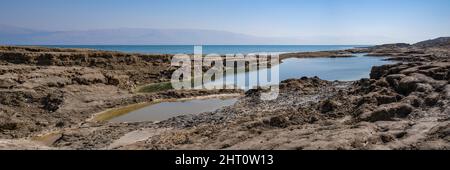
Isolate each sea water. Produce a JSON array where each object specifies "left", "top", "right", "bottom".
[{"left": 44, "top": 45, "right": 367, "bottom": 55}]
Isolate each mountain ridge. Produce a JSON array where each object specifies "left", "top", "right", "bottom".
[{"left": 0, "top": 25, "right": 303, "bottom": 45}]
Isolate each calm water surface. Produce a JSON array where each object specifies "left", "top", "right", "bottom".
[
  {"left": 110, "top": 98, "right": 238, "bottom": 123},
  {"left": 44, "top": 45, "right": 367, "bottom": 55},
  {"left": 205, "top": 54, "right": 394, "bottom": 89}
]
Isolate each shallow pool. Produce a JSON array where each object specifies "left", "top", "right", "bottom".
[{"left": 109, "top": 98, "right": 238, "bottom": 123}]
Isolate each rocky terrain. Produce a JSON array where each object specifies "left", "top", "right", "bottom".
[
  {"left": 0, "top": 46, "right": 239, "bottom": 141},
  {"left": 0, "top": 37, "right": 449, "bottom": 150}
]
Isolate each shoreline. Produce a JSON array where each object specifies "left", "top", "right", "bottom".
[
  {"left": 89, "top": 93, "right": 243, "bottom": 123},
  {"left": 1, "top": 38, "right": 449, "bottom": 150},
  {"left": 15, "top": 45, "right": 368, "bottom": 55}
]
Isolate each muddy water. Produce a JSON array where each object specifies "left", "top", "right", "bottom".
[{"left": 109, "top": 98, "right": 238, "bottom": 123}]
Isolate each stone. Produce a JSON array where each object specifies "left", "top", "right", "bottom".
[
  {"left": 267, "top": 116, "right": 289, "bottom": 128},
  {"left": 397, "top": 73, "right": 436, "bottom": 95},
  {"left": 320, "top": 99, "right": 340, "bottom": 113},
  {"left": 402, "top": 95, "right": 423, "bottom": 107},
  {"left": 386, "top": 74, "right": 406, "bottom": 89},
  {"left": 73, "top": 72, "right": 107, "bottom": 85},
  {"left": 443, "top": 85, "right": 450, "bottom": 99},
  {"left": 375, "top": 78, "right": 390, "bottom": 87},
  {"left": 410, "top": 73, "right": 436, "bottom": 83},
  {"left": 371, "top": 65, "right": 393, "bottom": 79},
  {"left": 0, "top": 78, "right": 15, "bottom": 89},
  {"left": 376, "top": 95, "right": 398, "bottom": 105},
  {"left": 398, "top": 76, "right": 421, "bottom": 95},
  {"left": 415, "top": 83, "right": 433, "bottom": 92},
  {"left": 360, "top": 103, "right": 413, "bottom": 122},
  {"left": 425, "top": 93, "right": 440, "bottom": 106},
  {"left": 0, "top": 122, "right": 18, "bottom": 131},
  {"left": 41, "top": 93, "right": 64, "bottom": 112},
  {"left": 380, "top": 134, "right": 396, "bottom": 143}
]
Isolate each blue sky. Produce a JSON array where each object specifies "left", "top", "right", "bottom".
[{"left": 1, "top": 0, "right": 450, "bottom": 44}]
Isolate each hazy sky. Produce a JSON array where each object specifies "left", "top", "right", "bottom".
[{"left": 1, "top": 0, "right": 450, "bottom": 44}]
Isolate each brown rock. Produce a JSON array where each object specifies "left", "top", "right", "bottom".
[
  {"left": 415, "top": 83, "right": 433, "bottom": 92},
  {"left": 398, "top": 76, "right": 421, "bottom": 95},
  {"left": 425, "top": 93, "right": 440, "bottom": 106},
  {"left": 380, "top": 134, "right": 396, "bottom": 143},
  {"left": 0, "top": 78, "right": 15, "bottom": 89},
  {"left": 386, "top": 74, "right": 406, "bottom": 89},
  {"left": 410, "top": 73, "right": 436, "bottom": 83},
  {"left": 397, "top": 73, "right": 436, "bottom": 95},
  {"left": 105, "top": 73, "right": 131, "bottom": 88},
  {"left": 376, "top": 95, "right": 398, "bottom": 105},
  {"left": 360, "top": 103, "right": 414, "bottom": 122},
  {"left": 266, "top": 116, "right": 289, "bottom": 128},
  {"left": 443, "top": 85, "right": 450, "bottom": 99},
  {"left": 375, "top": 78, "right": 390, "bottom": 87},
  {"left": 0, "top": 122, "right": 18, "bottom": 131},
  {"left": 319, "top": 99, "right": 340, "bottom": 113},
  {"left": 73, "top": 72, "right": 107, "bottom": 85},
  {"left": 41, "top": 93, "right": 64, "bottom": 112},
  {"left": 370, "top": 65, "right": 391, "bottom": 79},
  {"left": 402, "top": 95, "right": 423, "bottom": 107}
]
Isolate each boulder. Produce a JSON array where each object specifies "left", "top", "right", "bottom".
[
  {"left": 415, "top": 83, "right": 433, "bottom": 92},
  {"left": 319, "top": 99, "right": 340, "bottom": 113},
  {"left": 0, "top": 121, "right": 18, "bottom": 132},
  {"left": 386, "top": 74, "right": 406, "bottom": 88},
  {"left": 410, "top": 73, "right": 436, "bottom": 83},
  {"left": 375, "top": 78, "right": 390, "bottom": 87},
  {"left": 104, "top": 73, "right": 131, "bottom": 89},
  {"left": 265, "top": 116, "right": 289, "bottom": 128},
  {"left": 371, "top": 65, "right": 390, "bottom": 79},
  {"left": 444, "top": 85, "right": 450, "bottom": 99},
  {"left": 420, "top": 67, "right": 448, "bottom": 80},
  {"left": 360, "top": 103, "right": 414, "bottom": 122},
  {"left": 398, "top": 76, "right": 420, "bottom": 95},
  {"left": 73, "top": 72, "right": 107, "bottom": 85},
  {"left": 0, "top": 78, "right": 15, "bottom": 89},
  {"left": 397, "top": 74, "right": 437, "bottom": 95},
  {"left": 376, "top": 95, "right": 398, "bottom": 105},
  {"left": 425, "top": 93, "right": 440, "bottom": 106},
  {"left": 41, "top": 93, "right": 64, "bottom": 112},
  {"left": 402, "top": 95, "right": 423, "bottom": 107}
]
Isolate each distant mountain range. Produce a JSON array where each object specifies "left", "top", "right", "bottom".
[
  {"left": 413, "top": 37, "right": 450, "bottom": 48},
  {"left": 0, "top": 25, "right": 308, "bottom": 45},
  {"left": 371, "top": 37, "right": 450, "bottom": 49},
  {"left": 2, "top": 25, "right": 445, "bottom": 45}
]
